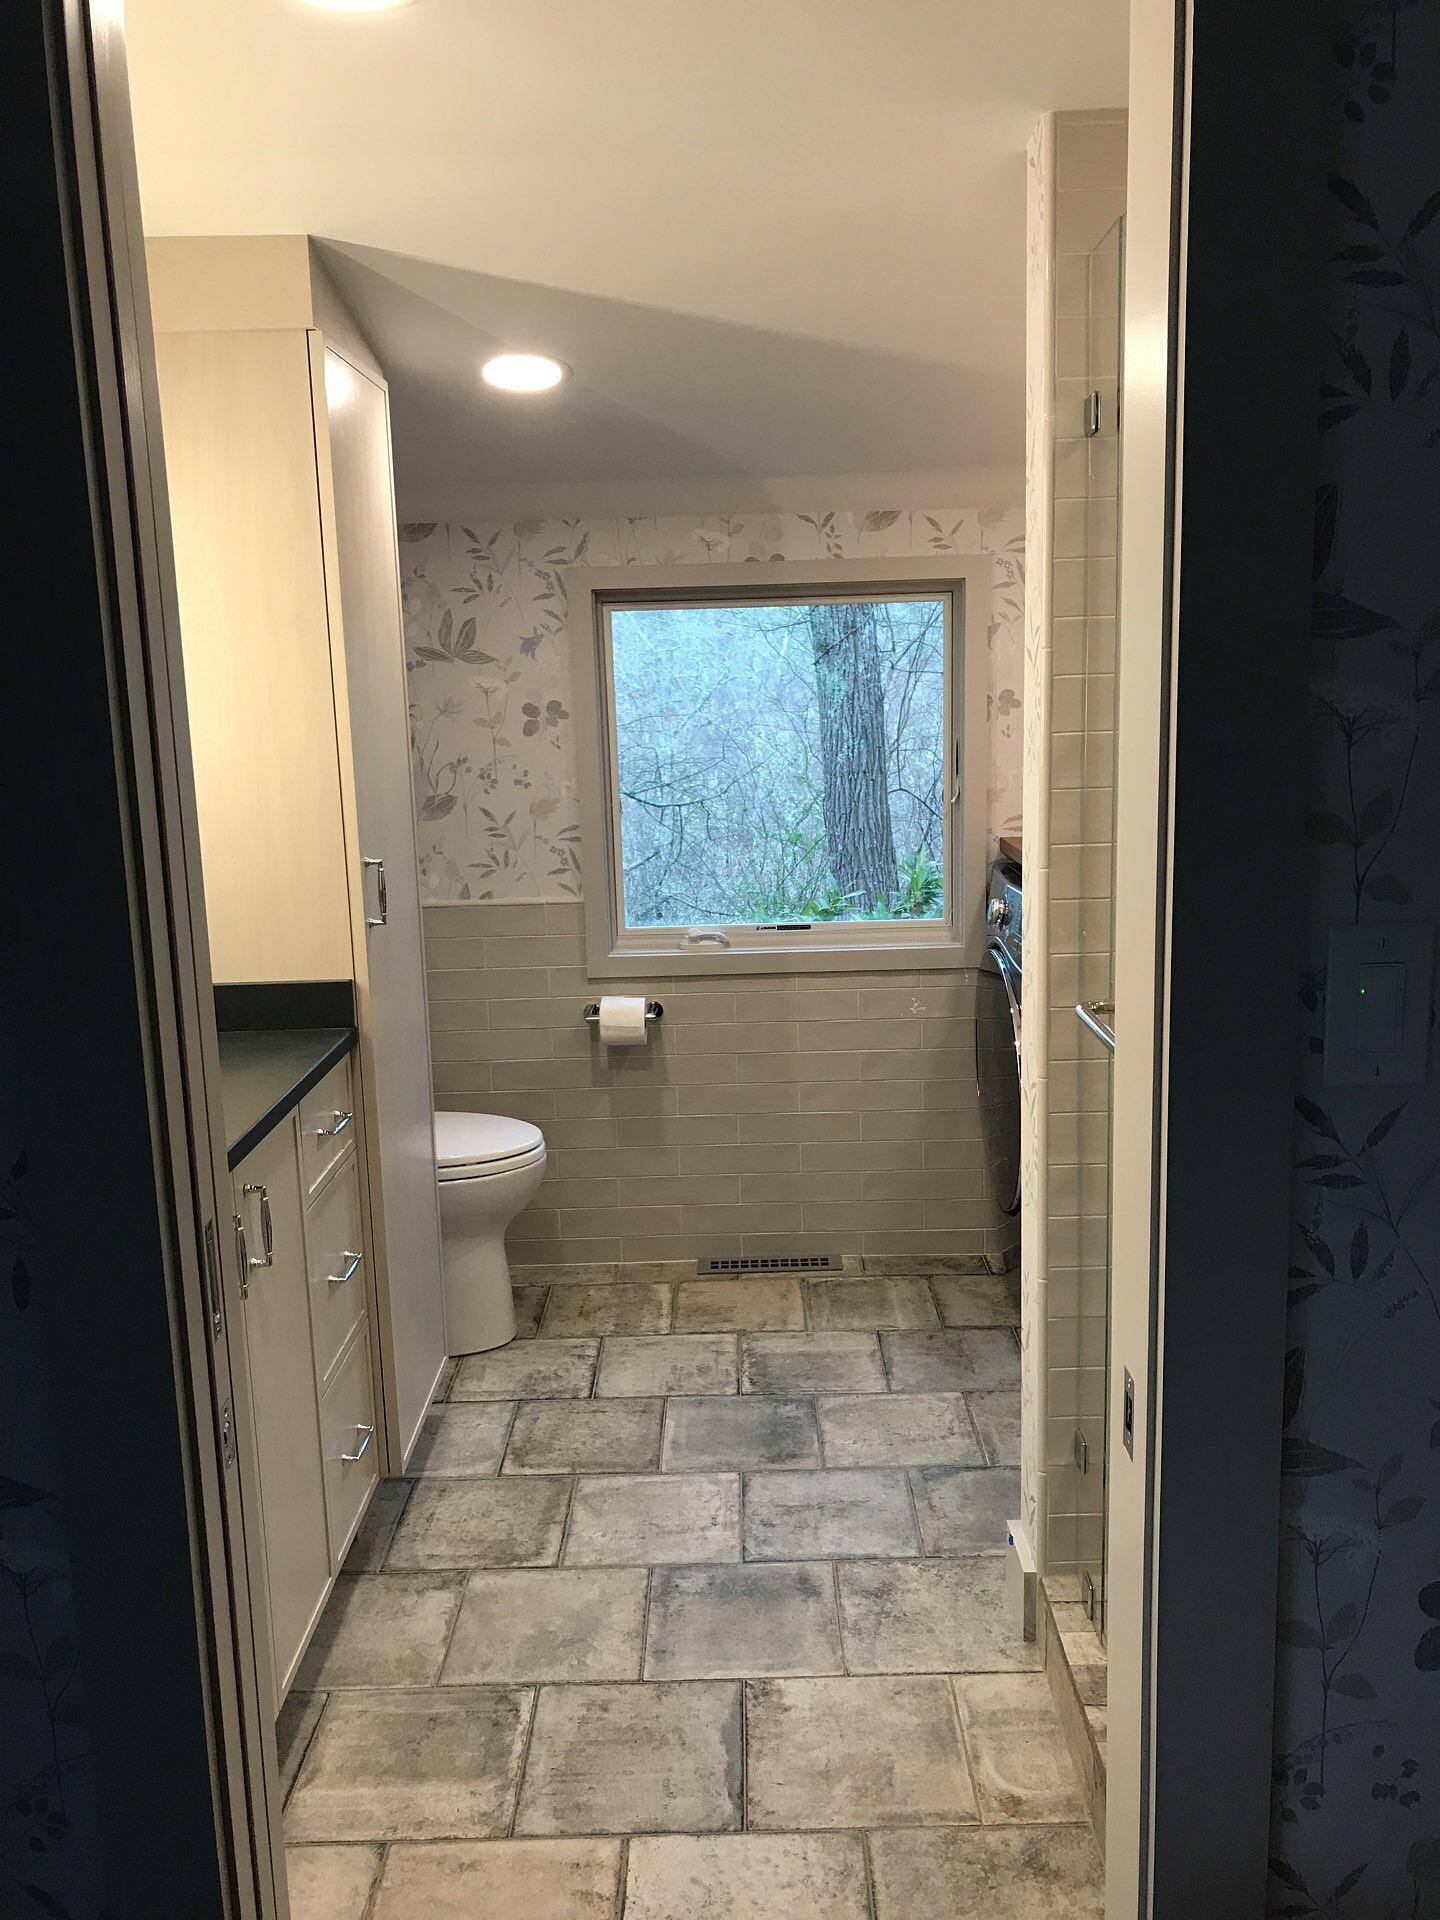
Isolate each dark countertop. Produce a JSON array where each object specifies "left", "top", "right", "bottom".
[{"left": 217, "top": 1019, "right": 357, "bottom": 1170}]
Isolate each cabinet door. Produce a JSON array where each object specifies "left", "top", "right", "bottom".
[
  {"left": 234, "top": 1120, "right": 330, "bottom": 1694},
  {"left": 320, "top": 346, "right": 447, "bottom": 1458},
  {"left": 154, "top": 328, "right": 353, "bottom": 982}
]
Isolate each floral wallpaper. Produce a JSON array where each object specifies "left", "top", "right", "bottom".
[
  {"left": 0, "top": 1078, "right": 102, "bottom": 1916},
  {"left": 1271, "top": 5, "right": 1440, "bottom": 1911},
  {"left": 398, "top": 509, "right": 1024, "bottom": 903}
]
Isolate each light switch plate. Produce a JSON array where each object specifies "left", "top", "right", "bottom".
[{"left": 1324, "top": 922, "right": 1434, "bottom": 1087}]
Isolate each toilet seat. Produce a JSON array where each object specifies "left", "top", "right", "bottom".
[{"left": 435, "top": 1110, "right": 546, "bottom": 1182}]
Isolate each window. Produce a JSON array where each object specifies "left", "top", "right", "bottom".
[{"left": 571, "top": 560, "right": 986, "bottom": 975}]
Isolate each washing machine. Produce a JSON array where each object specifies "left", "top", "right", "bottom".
[{"left": 976, "top": 849, "right": 1022, "bottom": 1217}]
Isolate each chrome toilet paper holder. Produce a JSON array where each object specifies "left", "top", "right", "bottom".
[{"left": 583, "top": 1000, "right": 664, "bottom": 1024}]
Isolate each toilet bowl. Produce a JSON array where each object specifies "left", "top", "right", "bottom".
[{"left": 434, "top": 1110, "right": 547, "bottom": 1353}]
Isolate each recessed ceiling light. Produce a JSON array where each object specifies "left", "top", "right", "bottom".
[{"left": 481, "top": 353, "right": 568, "bottom": 395}]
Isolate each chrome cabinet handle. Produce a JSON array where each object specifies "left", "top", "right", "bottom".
[
  {"left": 329, "top": 1250, "right": 364, "bottom": 1288},
  {"left": 233, "top": 1214, "right": 250, "bottom": 1299},
  {"left": 241, "top": 1182, "right": 273, "bottom": 1268},
  {"left": 362, "top": 856, "right": 388, "bottom": 928},
  {"left": 339, "top": 1423, "right": 375, "bottom": 1463},
  {"left": 318, "top": 1110, "right": 354, "bottom": 1139}
]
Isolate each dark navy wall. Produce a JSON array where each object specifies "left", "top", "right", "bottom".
[
  {"left": 0, "top": 6, "right": 228, "bottom": 1916},
  {"left": 1271, "top": 3, "right": 1440, "bottom": 1910}
]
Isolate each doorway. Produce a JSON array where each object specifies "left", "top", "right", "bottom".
[{"left": 12, "top": 0, "right": 1353, "bottom": 1916}]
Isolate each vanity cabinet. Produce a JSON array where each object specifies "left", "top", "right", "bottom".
[{"left": 232, "top": 1066, "right": 377, "bottom": 1695}]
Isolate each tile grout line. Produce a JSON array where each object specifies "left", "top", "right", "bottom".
[
  {"left": 958, "top": 1389, "right": 992, "bottom": 1467},
  {"left": 860, "top": 1828, "right": 880, "bottom": 1920},
  {"left": 366, "top": 1479, "right": 416, "bottom": 1575},
  {"left": 555, "top": 1471, "right": 581, "bottom": 1567},
  {"left": 430, "top": 1563, "right": 474, "bottom": 1687},
  {"left": 506, "top": 1681, "right": 543, "bottom": 1839},
  {"left": 740, "top": 1675, "right": 750, "bottom": 1833},
  {"left": 638, "top": 1564, "right": 656, "bottom": 1682},
  {"left": 280, "top": 1689, "right": 330, "bottom": 1809},
  {"left": 944, "top": 1670, "right": 988, "bottom": 1829},
  {"left": 902, "top": 1467, "right": 929, "bottom": 1558},
  {"left": 831, "top": 1559, "right": 851, "bottom": 1676},
  {"left": 492, "top": 1397, "right": 524, "bottom": 1477},
  {"left": 615, "top": 1833, "right": 630, "bottom": 1918},
  {"left": 356, "top": 1839, "right": 387, "bottom": 1920}
]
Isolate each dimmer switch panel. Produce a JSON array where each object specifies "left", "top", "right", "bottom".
[{"left": 1324, "top": 923, "right": 1434, "bottom": 1087}]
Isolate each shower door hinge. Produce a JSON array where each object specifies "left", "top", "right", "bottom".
[{"left": 1083, "top": 390, "right": 1102, "bottom": 437}]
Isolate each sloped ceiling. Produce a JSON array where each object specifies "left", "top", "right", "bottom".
[{"left": 126, "top": 0, "right": 1127, "bottom": 514}]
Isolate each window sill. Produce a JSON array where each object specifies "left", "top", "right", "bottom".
[{"left": 585, "top": 934, "right": 977, "bottom": 979}]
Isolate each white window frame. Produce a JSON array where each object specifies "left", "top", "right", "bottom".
[{"left": 569, "top": 557, "right": 989, "bottom": 977}]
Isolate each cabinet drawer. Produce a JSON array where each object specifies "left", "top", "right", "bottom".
[
  {"left": 299, "top": 1055, "right": 356, "bottom": 1196},
  {"left": 319, "top": 1323, "right": 378, "bottom": 1565},
  {"left": 305, "top": 1154, "right": 367, "bottom": 1386},
  {"left": 232, "top": 1122, "right": 330, "bottom": 1695}
]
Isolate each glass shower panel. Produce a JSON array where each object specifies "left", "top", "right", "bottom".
[{"left": 1073, "top": 215, "right": 1123, "bottom": 1637}]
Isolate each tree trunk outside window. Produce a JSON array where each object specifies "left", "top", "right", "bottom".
[{"left": 804, "top": 601, "right": 897, "bottom": 906}]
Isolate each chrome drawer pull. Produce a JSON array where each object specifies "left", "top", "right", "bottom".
[
  {"left": 362, "top": 855, "right": 388, "bottom": 928},
  {"left": 318, "top": 1110, "right": 353, "bottom": 1139},
  {"left": 329, "top": 1250, "right": 364, "bottom": 1288},
  {"left": 233, "top": 1214, "right": 250, "bottom": 1299},
  {"left": 340, "top": 1423, "right": 375, "bottom": 1463},
  {"left": 241, "top": 1182, "right": 273, "bottom": 1268}
]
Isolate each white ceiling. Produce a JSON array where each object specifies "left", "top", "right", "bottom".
[{"left": 126, "top": 0, "right": 1127, "bottom": 517}]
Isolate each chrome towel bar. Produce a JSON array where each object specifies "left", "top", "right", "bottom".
[
  {"left": 1075, "top": 1001, "right": 1116, "bottom": 1051},
  {"left": 583, "top": 1000, "right": 664, "bottom": 1024}
]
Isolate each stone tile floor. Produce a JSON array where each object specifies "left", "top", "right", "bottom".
[{"left": 280, "top": 1269, "right": 1103, "bottom": 1918}]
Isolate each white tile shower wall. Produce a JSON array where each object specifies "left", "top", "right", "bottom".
[
  {"left": 1023, "top": 111, "right": 1127, "bottom": 1577},
  {"left": 427, "top": 901, "right": 1004, "bottom": 1266},
  {"left": 403, "top": 510, "right": 1023, "bottom": 1265},
  {"left": 1019, "top": 115, "right": 1056, "bottom": 1579}
]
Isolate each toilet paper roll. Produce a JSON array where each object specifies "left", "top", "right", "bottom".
[{"left": 597, "top": 995, "right": 649, "bottom": 1047}]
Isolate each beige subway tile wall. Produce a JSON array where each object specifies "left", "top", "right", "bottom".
[
  {"left": 1021, "top": 108, "right": 1125, "bottom": 1581},
  {"left": 1042, "top": 110, "right": 1126, "bottom": 1574},
  {"left": 427, "top": 901, "right": 1010, "bottom": 1267},
  {"left": 404, "top": 510, "right": 1024, "bottom": 1269}
]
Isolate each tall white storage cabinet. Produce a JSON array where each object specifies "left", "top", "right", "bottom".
[
  {"left": 151, "top": 237, "right": 447, "bottom": 1474},
  {"left": 318, "top": 347, "right": 448, "bottom": 1451}
]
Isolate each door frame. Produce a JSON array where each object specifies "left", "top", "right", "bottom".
[
  {"left": 20, "top": 0, "right": 1333, "bottom": 1912},
  {"left": 2, "top": 1, "right": 286, "bottom": 1911},
  {"left": 1107, "top": 1, "right": 1328, "bottom": 1911}
]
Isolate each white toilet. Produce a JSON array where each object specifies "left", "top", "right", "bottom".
[{"left": 434, "top": 1110, "right": 548, "bottom": 1353}]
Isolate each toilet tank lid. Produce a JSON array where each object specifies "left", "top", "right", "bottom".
[{"left": 434, "top": 1110, "right": 545, "bottom": 1169}]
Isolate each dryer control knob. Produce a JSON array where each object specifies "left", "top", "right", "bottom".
[{"left": 988, "top": 897, "right": 1011, "bottom": 928}]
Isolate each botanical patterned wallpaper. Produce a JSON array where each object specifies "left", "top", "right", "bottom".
[
  {"left": 397, "top": 509, "right": 1024, "bottom": 903},
  {"left": 1271, "top": 6, "right": 1440, "bottom": 1910},
  {"left": 0, "top": 1068, "right": 102, "bottom": 1915}
]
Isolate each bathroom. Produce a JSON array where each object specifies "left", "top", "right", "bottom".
[{"left": 116, "top": 2, "right": 1127, "bottom": 1914}]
